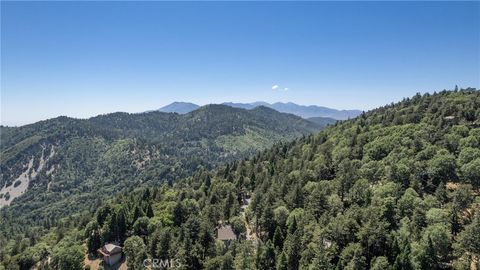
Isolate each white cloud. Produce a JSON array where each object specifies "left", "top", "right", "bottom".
[{"left": 272, "top": 84, "right": 289, "bottom": 91}]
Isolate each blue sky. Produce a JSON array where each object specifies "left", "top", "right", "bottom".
[{"left": 1, "top": 1, "right": 479, "bottom": 126}]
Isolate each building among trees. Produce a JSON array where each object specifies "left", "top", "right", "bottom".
[
  {"left": 216, "top": 225, "right": 237, "bottom": 242},
  {"left": 98, "top": 243, "right": 123, "bottom": 266}
]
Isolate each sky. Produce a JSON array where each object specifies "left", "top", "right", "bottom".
[{"left": 1, "top": 1, "right": 479, "bottom": 126}]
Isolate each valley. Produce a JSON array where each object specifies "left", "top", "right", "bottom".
[
  {"left": 1, "top": 89, "right": 479, "bottom": 270},
  {"left": 0, "top": 104, "right": 322, "bottom": 267},
  {"left": 2, "top": 1, "right": 478, "bottom": 269}
]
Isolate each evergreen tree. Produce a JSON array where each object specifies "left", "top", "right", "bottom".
[
  {"left": 258, "top": 240, "right": 276, "bottom": 270},
  {"left": 421, "top": 237, "right": 438, "bottom": 270},
  {"left": 273, "top": 226, "right": 284, "bottom": 250},
  {"left": 283, "top": 231, "right": 301, "bottom": 270},
  {"left": 393, "top": 244, "right": 413, "bottom": 270},
  {"left": 276, "top": 252, "right": 288, "bottom": 270},
  {"left": 146, "top": 204, "right": 154, "bottom": 218},
  {"left": 124, "top": 236, "right": 147, "bottom": 270},
  {"left": 288, "top": 216, "right": 298, "bottom": 235},
  {"left": 51, "top": 244, "right": 84, "bottom": 270}
]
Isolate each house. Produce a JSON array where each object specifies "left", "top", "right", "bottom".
[
  {"left": 216, "top": 225, "right": 237, "bottom": 242},
  {"left": 98, "top": 243, "right": 122, "bottom": 266},
  {"left": 240, "top": 197, "right": 251, "bottom": 212}
]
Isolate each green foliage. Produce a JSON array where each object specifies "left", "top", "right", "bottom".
[
  {"left": 258, "top": 240, "right": 276, "bottom": 270},
  {"left": 370, "top": 256, "right": 389, "bottom": 270},
  {"left": 51, "top": 241, "right": 84, "bottom": 270},
  {"left": 2, "top": 89, "right": 480, "bottom": 269},
  {"left": 124, "top": 236, "right": 147, "bottom": 270},
  {"left": 229, "top": 216, "right": 246, "bottom": 238},
  {"left": 454, "top": 215, "right": 480, "bottom": 267},
  {"left": 0, "top": 105, "right": 319, "bottom": 268},
  {"left": 307, "top": 117, "right": 337, "bottom": 128}
]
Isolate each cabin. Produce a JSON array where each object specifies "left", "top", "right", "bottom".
[
  {"left": 216, "top": 225, "right": 237, "bottom": 242},
  {"left": 98, "top": 243, "right": 122, "bottom": 266},
  {"left": 240, "top": 197, "right": 251, "bottom": 213}
]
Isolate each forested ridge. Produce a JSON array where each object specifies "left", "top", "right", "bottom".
[
  {"left": 1, "top": 89, "right": 480, "bottom": 270},
  {"left": 0, "top": 105, "right": 320, "bottom": 267},
  {"left": 306, "top": 117, "right": 337, "bottom": 129}
]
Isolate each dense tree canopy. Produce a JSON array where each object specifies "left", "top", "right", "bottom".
[
  {"left": 1, "top": 88, "right": 479, "bottom": 270},
  {"left": 0, "top": 105, "right": 319, "bottom": 260}
]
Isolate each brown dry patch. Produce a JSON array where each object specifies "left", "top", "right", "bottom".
[
  {"left": 471, "top": 255, "right": 478, "bottom": 270},
  {"left": 84, "top": 253, "right": 127, "bottom": 270},
  {"left": 446, "top": 182, "right": 459, "bottom": 191},
  {"left": 84, "top": 254, "right": 102, "bottom": 270}
]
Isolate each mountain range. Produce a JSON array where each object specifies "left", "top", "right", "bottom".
[
  {"left": 2, "top": 89, "right": 479, "bottom": 270},
  {"left": 159, "top": 101, "right": 362, "bottom": 120},
  {"left": 88, "top": 89, "right": 479, "bottom": 269},
  {"left": 0, "top": 104, "right": 321, "bottom": 239}
]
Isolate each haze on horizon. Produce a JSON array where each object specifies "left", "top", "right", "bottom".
[{"left": 1, "top": 1, "right": 479, "bottom": 126}]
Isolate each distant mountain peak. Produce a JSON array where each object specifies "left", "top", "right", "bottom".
[
  {"left": 156, "top": 101, "right": 362, "bottom": 120},
  {"left": 158, "top": 102, "right": 200, "bottom": 114}
]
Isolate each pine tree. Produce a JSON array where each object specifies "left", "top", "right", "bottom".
[
  {"left": 283, "top": 231, "right": 301, "bottom": 270},
  {"left": 421, "top": 237, "right": 438, "bottom": 270},
  {"left": 143, "top": 188, "right": 151, "bottom": 201},
  {"left": 260, "top": 204, "right": 276, "bottom": 240},
  {"left": 146, "top": 204, "right": 154, "bottom": 218},
  {"left": 434, "top": 182, "right": 448, "bottom": 205},
  {"left": 133, "top": 205, "right": 145, "bottom": 222},
  {"left": 258, "top": 240, "right": 276, "bottom": 270},
  {"left": 173, "top": 201, "right": 184, "bottom": 226},
  {"left": 393, "top": 244, "right": 413, "bottom": 270},
  {"left": 87, "top": 230, "right": 101, "bottom": 254},
  {"left": 276, "top": 251, "right": 288, "bottom": 270},
  {"left": 273, "top": 226, "right": 284, "bottom": 250},
  {"left": 117, "top": 208, "right": 128, "bottom": 242},
  {"left": 288, "top": 217, "right": 298, "bottom": 235}
]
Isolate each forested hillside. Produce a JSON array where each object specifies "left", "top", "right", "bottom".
[
  {"left": 0, "top": 105, "right": 319, "bottom": 259},
  {"left": 1, "top": 89, "right": 479, "bottom": 270},
  {"left": 307, "top": 117, "right": 337, "bottom": 128}
]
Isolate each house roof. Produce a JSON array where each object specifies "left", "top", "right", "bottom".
[
  {"left": 217, "top": 225, "right": 237, "bottom": 241},
  {"left": 98, "top": 243, "right": 122, "bottom": 256},
  {"left": 241, "top": 198, "right": 251, "bottom": 210}
]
